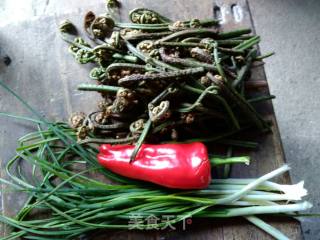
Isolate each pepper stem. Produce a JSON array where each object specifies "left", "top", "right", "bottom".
[{"left": 210, "top": 156, "right": 250, "bottom": 166}]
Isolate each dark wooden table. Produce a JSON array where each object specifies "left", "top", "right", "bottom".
[{"left": 0, "top": 0, "right": 303, "bottom": 239}]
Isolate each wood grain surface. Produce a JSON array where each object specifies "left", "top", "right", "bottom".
[{"left": 0, "top": 0, "right": 303, "bottom": 239}]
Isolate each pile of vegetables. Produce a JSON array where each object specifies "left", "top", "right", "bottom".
[
  {"left": 0, "top": 1, "right": 313, "bottom": 240},
  {"left": 0, "top": 99, "right": 311, "bottom": 239},
  {"left": 60, "top": 3, "right": 274, "bottom": 157}
]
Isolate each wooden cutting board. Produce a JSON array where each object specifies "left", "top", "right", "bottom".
[{"left": 0, "top": 0, "right": 303, "bottom": 239}]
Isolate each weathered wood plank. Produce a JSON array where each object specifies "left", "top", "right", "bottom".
[{"left": 0, "top": 0, "right": 302, "bottom": 239}]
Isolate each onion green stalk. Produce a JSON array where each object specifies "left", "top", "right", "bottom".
[{"left": 245, "top": 215, "right": 290, "bottom": 240}]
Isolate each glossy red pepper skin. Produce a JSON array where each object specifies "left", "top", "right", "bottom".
[{"left": 97, "top": 142, "right": 211, "bottom": 189}]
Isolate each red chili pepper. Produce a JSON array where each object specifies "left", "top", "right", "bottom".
[{"left": 97, "top": 142, "right": 211, "bottom": 189}]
